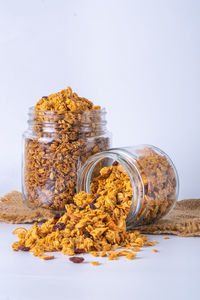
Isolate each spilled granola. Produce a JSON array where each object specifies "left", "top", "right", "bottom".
[
  {"left": 13, "top": 164, "right": 151, "bottom": 261},
  {"left": 152, "top": 249, "right": 159, "bottom": 253},
  {"left": 91, "top": 261, "right": 99, "bottom": 266}
]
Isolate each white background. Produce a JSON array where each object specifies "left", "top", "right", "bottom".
[
  {"left": 0, "top": 1, "right": 200, "bottom": 299},
  {"left": 0, "top": 223, "right": 200, "bottom": 300},
  {"left": 0, "top": 0, "right": 199, "bottom": 200}
]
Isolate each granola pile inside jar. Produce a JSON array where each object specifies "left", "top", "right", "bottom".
[
  {"left": 22, "top": 87, "right": 111, "bottom": 210},
  {"left": 77, "top": 145, "right": 179, "bottom": 227}
]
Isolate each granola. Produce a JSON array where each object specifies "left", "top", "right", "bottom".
[
  {"left": 131, "top": 147, "right": 177, "bottom": 225},
  {"left": 13, "top": 164, "right": 150, "bottom": 261},
  {"left": 23, "top": 86, "right": 110, "bottom": 210},
  {"left": 91, "top": 261, "right": 99, "bottom": 266},
  {"left": 77, "top": 146, "right": 177, "bottom": 227}
]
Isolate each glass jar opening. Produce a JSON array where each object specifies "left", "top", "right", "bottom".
[
  {"left": 27, "top": 107, "right": 108, "bottom": 134},
  {"left": 77, "top": 150, "right": 144, "bottom": 228}
]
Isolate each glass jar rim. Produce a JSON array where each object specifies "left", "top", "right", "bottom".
[
  {"left": 28, "top": 106, "right": 107, "bottom": 115},
  {"left": 26, "top": 106, "right": 109, "bottom": 135},
  {"left": 77, "top": 148, "right": 145, "bottom": 227}
]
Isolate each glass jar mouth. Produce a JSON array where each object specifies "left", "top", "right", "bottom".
[
  {"left": 27, "top": 106, "right": 108, "bottom": 133},
  {"left": 77, "top": 149, "right": 143, "bottom": 228},
  {"left": 28, "top": 106, "right": 107, "bottom": 115}
]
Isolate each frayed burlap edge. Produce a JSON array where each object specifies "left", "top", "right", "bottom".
[
  {"left": 134, "top": 219, "right": 200, "bottom": 236},
  {"left": 134, "top": 199, "right": 200, "bottom": 237}
]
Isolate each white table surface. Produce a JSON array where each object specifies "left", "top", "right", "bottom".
[{"left": 0, "top": 223, "right": 199, "bottom": 300}]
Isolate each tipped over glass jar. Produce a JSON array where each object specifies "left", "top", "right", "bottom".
[{"left": 77, "top": 145, "right": 179, "bottom": 228}]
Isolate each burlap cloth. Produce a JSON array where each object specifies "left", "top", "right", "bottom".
[
  {"left": 0, "top": 191, "right": 200, "bottom": 237},
  {"left": 0, "top": 191, "right": 54, "bottom": 223}
]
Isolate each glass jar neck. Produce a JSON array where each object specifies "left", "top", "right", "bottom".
[
  {"left": 77, "top": 148, "right": 145, "bottom": 228},
  {"left": 27, "top": 107, "right": 108, "bottom": 134}
]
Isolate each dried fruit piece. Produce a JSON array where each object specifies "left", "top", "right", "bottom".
[
  {"left": 69, "top": 257, "right": 84, "bottom": 263},
  {"left": 89, "top": 203, "right": 97, "bottom": 210},
  {"left": 78, "top": 207, "right": 84, "bottom": 211},
  {"left": 52, "top": 222, "right": 66, "bottom": 232},
  {"left": 152, "top": 249, "right": 159, "bottom": 253},
  {"left": 84, "top": 230, "right": 93, "bottom": 239},
  {"left": 74, "top": 248, "right": 86, "bottom": 254},
  {"left": 163, "top": 237, "right": 170, "bottom": 240},
  {"left": 53, "top": 212, "right": 65, "bottom": 221},
  {"left": 93, "top": 194, "right": 101, "bottom": 203},
  {"left": 94, "top": 169, "right": 112, "bottom": 181},
  {"left": 18, "top": 246, "right": 30, "bottom": 251},
  {"left": 112, "top": 161, "right": 119, "bottom": 166}
]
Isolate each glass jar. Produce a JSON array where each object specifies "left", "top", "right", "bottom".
[
  {"left": 22, "top": 107, "right": 111, "bottom": 211},
  {"left": 77, "top": 145, "right": 179, "bottom": 228}
]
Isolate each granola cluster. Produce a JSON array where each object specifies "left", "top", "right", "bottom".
[
  {"left": 13, "top": 164, "right": 155, "bottom": 262},
  {"left": 23, "top": 87, "right": 110, "bottom": 210}
]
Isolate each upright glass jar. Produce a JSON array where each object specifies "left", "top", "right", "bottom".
[
  {"left": 77, "top": 145, "right": 179, "bottom": 228},
  {"left": 22, "top": 107, "right": 111, "bottom": 211}
]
